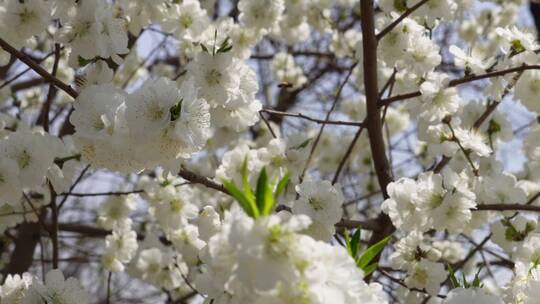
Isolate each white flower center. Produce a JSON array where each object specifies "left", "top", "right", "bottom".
[
  {"left": 205, "top": 69, "right": 223, "bottom": 86},
  {"left": 180, "top": 14, "right": 193, "bottom": 28},
  {"left": 308, "top": 198, "right": 324, "bottom": 211},
  {"left": 17, "top": 150, "right": 31, "bottom": 169},
  {"left": 145, "top": 100, "right": 165, "bottom": 121}
]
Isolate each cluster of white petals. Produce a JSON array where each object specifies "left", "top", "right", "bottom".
[{"left": 0, "top": 269, "right": 88, "bottom": 304}]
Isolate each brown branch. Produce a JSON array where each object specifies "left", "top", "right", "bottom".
[
  {"left": 57, "top": 223, "right": 110, "bottom": 237},
  {"left": 261, "top": 108, "right": 364, "bottom": 127},
  {"left": 451, "top": 234, "right": 492, "bottom": 271},
  {"left": 59, "top": 183, "right": 188, "bottom": 198},
  {"left": 331, "top": 124, "right": 366, "bottom": 184},
  {"left": 1, "top": 221, "right": 43, "bottom": 280},
  {"left": 10, "top": 78, "right": 47, "bottom": 92},
  {"left": 250, "top": 51, "right": 335, "bottom": 60},
  {"left": 361, "top": 0, "right": 395, "bottom": 281},
  {"left": 0, "top": 50, "right": 57, "bottom": 90},
  {"left": 474, "top": 204, "right": 540, "bottom": 212},
  {"left": 259, "top": 111, "right": 278, "bottom": 138},
  {"left": 335, "top": 218, "right": 381, "bottom": 231},
  {"left": 0, "top": 38, "right": 78, "bottom": 98},
  {"left": 472, "top": 71, "right": 524, "bottom": 129},
  {"left": 362, "top": 1, "right": 393, "bottom": 201},
  {"left": 433, "top": 70, "right": 525, "bottom": 173},
  {"left": 448, "top": 65, "right": 535, "bottom": 86},
  {"left": 178, "top": 168, "right": 230, "bottom": 195},
  {"left": 269, "top": 61, "right": 345, "bottom": 125},
  {"left": 379, "top": 65, "right": 540, "bottom": 107},
  {"left": 37, "top": 44, "right": 61, "bottom": 131},
  {"left": 298, "top": 62, "right": 358, "bottom": 182},
  {"left": 379, "top": 91, "right": 422, "bottom": 107},
  {"left": 57, "top": 165, "right": 91, "bottom": 210},
  {"left": 526, "top": 192, "right": 540, "bottom": 205},
  {"left": 49, "top": 183, "right": 59, "bottom": 268},
  {"left": 60, "top": 189, "right": 144, "bottom": 197},
  {"left": 121, "top": 36, "right": 168, "bottom": 88},
  {"left": 376, "top": 0, "right": 430, "bottom": 40}
]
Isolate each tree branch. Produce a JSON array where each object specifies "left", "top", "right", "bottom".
[
  {"left": 379, "top": 65, "right": 540, "bottom": 107},
  {"left": 299, "top": 62, "right": 358, "bottom": 182},
  {"left": 376, "top": 0, "right": 430, "bottom": 40},
  {"left": 475, "top": 204, "right": 540, "bottom": 212},
  {"left": 0, "top": 38, "right": 78, "bottom": 98},
  {"left": 361, "top": 0, "right": 396, "bottom": 280},
  {"left": 178, "top": 168, "right": 230, "bottom": 195},
  {"left": 37, "top": 44, "right": 61, "bottom": 131},
  {"left": 261, "top": 108, "right": 364, "bottom": 127}
]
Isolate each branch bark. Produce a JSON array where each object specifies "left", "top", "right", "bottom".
[
  {"left": 1, "top": 220, "right": 43, "bottom": 280},
  {"left": 37, "top": 44, "right": 61, "bottom": 131},
  {"left": 475, "top": 204, "right": 540, "bottom": 212},
  {"left": 0, "top": 38, "right": 78, "bottom": 98},
  {"left": 379, "top": 65, "right": 540, "bottom": 107},
  {"left": 261, "top": 108, "right": 364, "bottom": 127},
  {"left": 178, "top": 168, "right": 230, "bottom": 195},
  {"left": 376, "top": 0, "right": 430, "bottom": 40},
  {"left": 361, "top": 0, "right": 395, "bottom": 279}
]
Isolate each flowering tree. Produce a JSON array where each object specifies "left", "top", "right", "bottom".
[{"left": 2, "top": 0, "right": 540, "bottom": 303}]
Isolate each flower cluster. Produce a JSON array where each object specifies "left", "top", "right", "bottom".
[
  {"left": 196, "top": 209, "right": 386, "bottom": 303},
  {"left": 0, "top": 269, "right": 88, "bottom": 304}
]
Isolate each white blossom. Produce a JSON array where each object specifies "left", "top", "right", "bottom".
[
  {"left": 22, "top": 269, "right": 89, "bottom": 304},
  {"left": 292, "top": 179, "right": 344, "bottom": 241}
]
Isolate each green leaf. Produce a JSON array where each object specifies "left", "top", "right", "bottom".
[
  {"left": 509, "top": 39, "right": 526, "bottom": 57},
  {"left": 291, "top": 138, "right": 312, "bottom": 150},
  {"left": 223, "top": 179, "right": 259, "bottom": 218},
  {"left": 393, "top": 0, "right": 407, "bottom": 12},
  {"left": 502, "top": 218, "right": 535, "bottom": 242},
  {"left": 169, "top": 99, "right": 183, "bottom": 121},
  {"left": 344, "top": 231, "right": 353, "bottom": 257},
  {"left": 447, "top": 265, "right": 460, "bottom": 289},
  {"left": 273, "top": 172, "right": 290, "bottom": 200},
  {"left": 256, "top": 168, "right": 275, "bottom": 216},
  {"left": 216, "top": 37, "right": 233, "bottom": 54},
  {"left": 77, "top": 56, "right": 94, "bottom": 67},
  {"left": 241, "top": 158, "right": 255, "bottom": 204},
  {"left": 357, "top": 235, "right": 391, "bottom": 270},
  {"left": 350, "top": 229, "right": 361, "bottom": 258},
  {"left": 212, "top": 29, "right": 218, "bottom": 55},
  {"left": 462, "top": 272, "right": 469, "bottom": 288},
  {"left": 471, "top": 268, "right": 482, "bottom": 288},
  {"left": 362, "top": 262, "right": 378, "bottom": 277},
  {"left": 345, "top": 229, "right": 362, "bottom": 260},
  {"left": 487, "top": 119, "right": 501, "bottom": 134},
  {"left": 200, "top": 43, "right": 209, "bottom": 53},
  {"left": 219, "top": 37, "right": 230, "bottom": 49},
  {"left": 218, "top": 45, "right": 233, "bottom": 54}
]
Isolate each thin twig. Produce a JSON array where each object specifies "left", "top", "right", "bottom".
[
  {"left": 475, "top": 204, "right": 540, "bottom": 212},
  {"left": 178, "top": 168, "right": 229, "bottom": 195},
  {"left": 0, "top": 50, "right": 56, "bottom": 90},
  {"left": 331, "top": 124, "right": 366, "bottom": 185},
  {"left": 259, "top": 111, "right": 277, "bottom": 138},
  {"left": 261, "top": 108, "right": 364, "bottom": 127},
  {"left": 299, "top": 62, "right": 358, "bottom": 182},
  {"left": 379, "top": 65, "right": 540, "bottom": 107},
  {"left": 57, "top": 165, "right": 91, "bottom": 210},
  {"left": 106, "top": 271, "right": 112, "bottom": 304}
]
